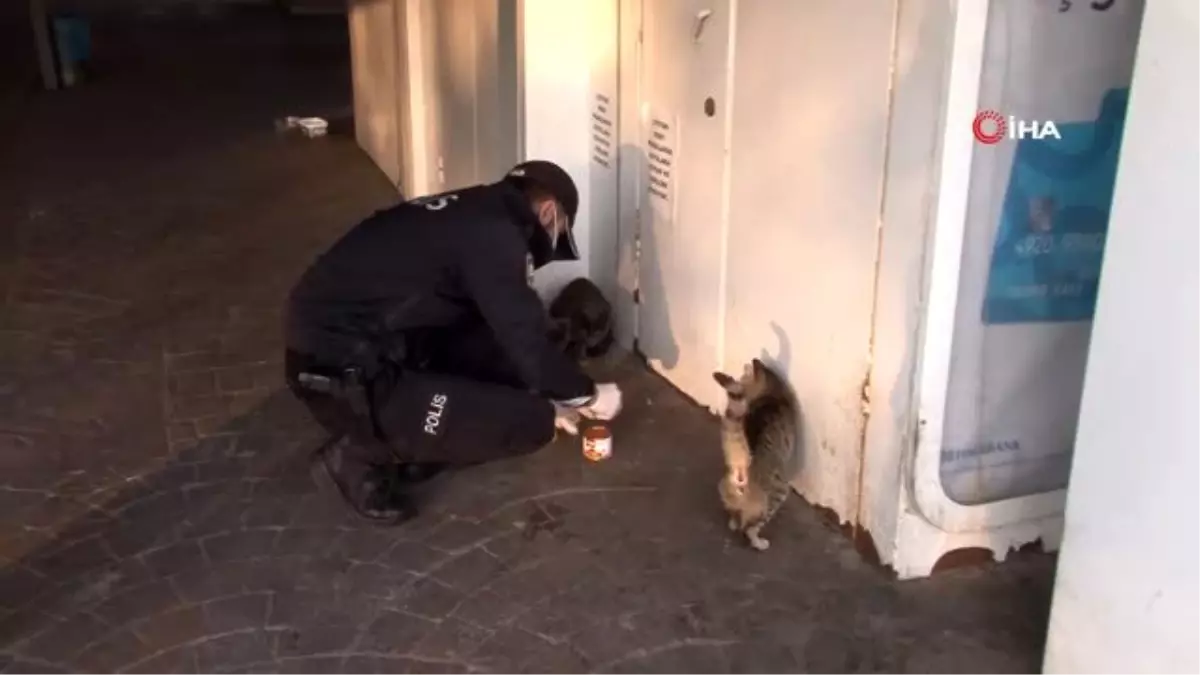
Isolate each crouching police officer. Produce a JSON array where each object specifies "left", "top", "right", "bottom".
[{"left": 283, "top": 160, "right": 623, "bottom": 525}]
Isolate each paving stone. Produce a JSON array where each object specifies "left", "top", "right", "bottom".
[
  {"left": 411, "top": 617, "right": 494, "bottom": 662},
  {"left": 0, "top": 658, "right": 71, "bottom": 674},
  {"left": 202, "top": 593, "right": 271, "bottom": 634},
  {"left": 336, "top": 562, "right": 414, "bottom": 603},
  {"left": 90, "top": 579, "right": 184, "bottom": 626},
  {"left": 471, "top": 626, "right": 590, "bottom": 673},
  {"left": 193, "top": 458, "right": 250, "bottom": 484},
  {"left": 168, "top": 557, "right": 252, "bottom": 597},
  {"left": 123, "top": 646, "right": 200, "bottom": 674},
  {"left": 338, "top": 530, "right": 399, "bottom": 564},
  {"left": 270, "top": 526, "right": 344, "bottom": 559},
  {"left": 279, "top": 656, "right": 346, "bottom": 674},
  {"left": 239, "top": 498, "right": 296, "bottom": 530},
  {"left": 195, "top": 629, "right": 279, "bottom": 673},
  {"left": 339, "top": 655, "right": 426, "bottom": 674},
  {"left": 104, "top": 523, "right": 175, "bottom": 560},
  {"left": 25, "top": 536, "right": 117, "bottom": 580},
  {"left": 265, "top": 589, "right": 330, "bottom": 628},
  {"left": 430, "top": 548, "right": 509, "bottom": 594},
  {"left": 201, "top": 530, "right": 279, "bottom": 564},
  {"left": 73, "top": 627, "right": 149, "bottom": 673},
  {"left": 0, "top": 567, "right": 49, "bottom": 614},
  {"left": 141, "top": 540, "right": 207, "bottom": 577},
  {"left": 422, "top": 518, "right": 495, "bottom": 554},
  {"left": 273, "top": 619, "right": 359, "bottom": 659},
  {"left": 16, "top": 612, "right": 112, "bottom": 662},
  {"left": 380, "top": 541, "right": 445, "bottom": 575},
  {"left": 118, "top": 489, "right": 190, "bottom": 530},
  {"left": 172, "top": 371, "right": 218, "bottom": 399},
  {"left": 450, "top": 588, "right": 532, "bottom": 629},
  {"left": 392, "top": 578, "right": 463, "bottom": 621},
  {"left": 133, "top": 605, "right": 210, "bottom": 653},
  {"left": 356, "top": 609, "right": 439, "bottom": 656}
]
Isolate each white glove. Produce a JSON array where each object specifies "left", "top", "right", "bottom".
[
  {"left": 579, "top": 382, "right": 623, "bottom": 421},
  {"left": 553, "top": 404, "right": 581, "bottom": 436}
]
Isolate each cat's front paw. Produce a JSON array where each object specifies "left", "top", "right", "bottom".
[
  {"left": 749, "top": 536, "right": 770, "bottom": 551},
  {"left": 727, "top": 516, "right": 739, "bottom": 531}
]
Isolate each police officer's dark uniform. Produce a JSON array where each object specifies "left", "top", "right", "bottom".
[{"left": 284, "top": 161, "right": 596, "bottom": 524}]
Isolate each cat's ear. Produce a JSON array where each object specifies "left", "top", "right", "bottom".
[
  {"left": 751, "top": 358, "right": 766, "bottom": 376},
  {"left": 713, "top": 372, "right": 736, "bottom": 389}
]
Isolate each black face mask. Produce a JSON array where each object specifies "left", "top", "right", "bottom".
[{"left": 528, "top": 225, "right": 557, "bottom": 270}]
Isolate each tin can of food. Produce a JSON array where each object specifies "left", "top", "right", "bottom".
[{"left": 582, "top": 424, "right": 613, "bottom": 461}]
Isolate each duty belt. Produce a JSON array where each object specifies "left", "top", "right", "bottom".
[{"left": 296, "top": 366, "right": 370, "bottom": 417}]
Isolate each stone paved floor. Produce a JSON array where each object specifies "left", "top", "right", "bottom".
[{"left": 0, "top": 9, "right": 1056, "bottom": 674}]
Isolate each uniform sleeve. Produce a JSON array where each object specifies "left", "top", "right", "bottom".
[{"left": 458, "top": 224, "right": 596, "bottom": 403}]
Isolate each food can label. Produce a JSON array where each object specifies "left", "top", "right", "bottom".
[{"left": 582, "top": 435, "right": 612, "bottom": 461}]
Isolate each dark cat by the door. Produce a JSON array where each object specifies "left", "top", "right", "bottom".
[{"left": 547, "top": 277, "right": 615, "bottom": 361}]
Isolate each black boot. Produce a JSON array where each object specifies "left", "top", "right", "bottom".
[
  {"left": 391, "top": 462, "right": 449, "bottom": 485},
  {"left": 309, "top": 436, "right": 418, "bottom": 526}
]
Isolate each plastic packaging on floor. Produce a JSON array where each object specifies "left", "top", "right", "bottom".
[{"left": 275, "top": 116, "right": 329, "bottom": 138}]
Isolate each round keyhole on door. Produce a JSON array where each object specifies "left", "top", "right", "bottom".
[{"left": 704, "top": 97, "right": 716, "bottom": 117}]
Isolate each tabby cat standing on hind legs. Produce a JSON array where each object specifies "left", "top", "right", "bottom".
[{"left": 712, "top": 358, "right": 800, "bottom": 551}]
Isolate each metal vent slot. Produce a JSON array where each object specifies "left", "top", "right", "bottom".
[
  {"left": 591, "top": 94, "right": 615, "bottom": 168},
  {"left": 647, "top": 118, "right": 674, "bottom": 202}
]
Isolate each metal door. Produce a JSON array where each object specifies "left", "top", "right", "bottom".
[{"left": 636, "top": 1, "right": 732, "bottom": 411}]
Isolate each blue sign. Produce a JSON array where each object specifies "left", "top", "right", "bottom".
[{"left": 982, "top": 87, "right": 1130, "bottom": 324}]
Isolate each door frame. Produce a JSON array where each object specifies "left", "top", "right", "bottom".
[
  {"left": 618, "top": 0, "right": 739, "bottom": 413},
  {"left": 394, "top": 0, "right": 423, "bottom": 196}
]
